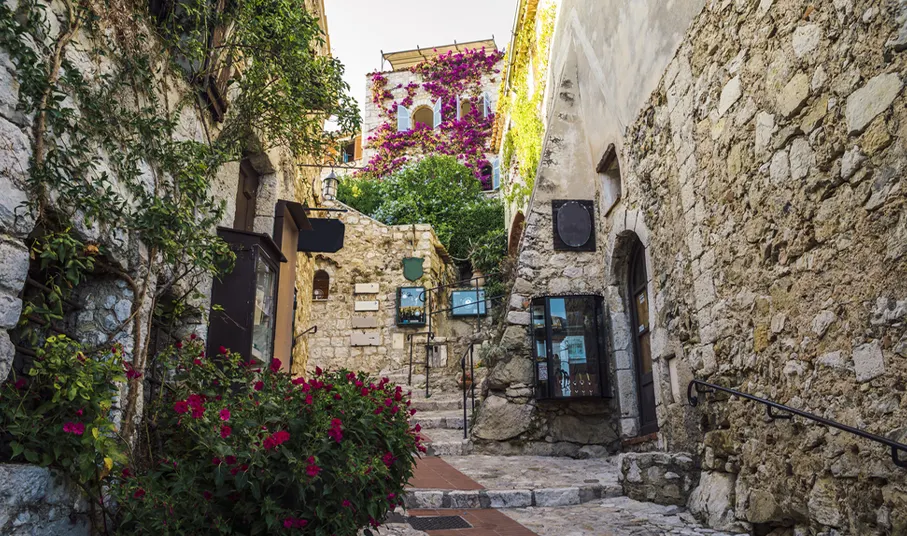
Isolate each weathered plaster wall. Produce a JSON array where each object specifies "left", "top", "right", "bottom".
[{"left": 304, "top": 202, "right": 484, "bottom": 381}]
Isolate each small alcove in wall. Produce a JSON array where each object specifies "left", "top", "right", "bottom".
[
  {"left": 313, "top": 270, "right": 330, "bottom": 300},
  {"left": 596, "top": 143, "right": 622, "bottom": 216}
]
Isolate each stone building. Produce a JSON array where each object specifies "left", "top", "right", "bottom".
[
  {"left": 304, "top": 201, "right": 484, "bottom": 382},
  {"left": 479, "top": 0, "right": 907, "bottom": 533},
  {"left": 359, "top": 40, "right": 505, "bottom": 188},
  {"left": 0, "top": 0, "right": 341, "bottom": 531}
]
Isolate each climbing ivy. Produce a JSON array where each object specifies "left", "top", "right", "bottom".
[
  {"left": 0, "top": 0, "right": 358, "bottom": 479},
  {"left": 498, "top": 0, "right": 556, "bottom": 207}
]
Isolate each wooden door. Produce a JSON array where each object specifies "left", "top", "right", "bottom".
[{"left": 630, "top": 242, "right": 658, "bottom": 435}]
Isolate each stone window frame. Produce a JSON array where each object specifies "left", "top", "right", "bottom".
[{"left": 596, "top": 143, "right": 622, "bottom": 217}]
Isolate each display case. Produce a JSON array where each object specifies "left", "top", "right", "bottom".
[
  {"left": 531, "top": 295, "right": 609, "bottom": 400},
  {"left": 450, "top": 289, "right": 487, "bottom": 317},
  {"left": 396, "top": 286, "right": 426, "bottom": 326},
  {"left": 208, "top": 227, "right": 285, "bottom": 365}
]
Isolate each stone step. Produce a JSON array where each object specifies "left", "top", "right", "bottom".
[
  {"left": 421, "top": 428, "right": 472, "bottom": 456},
  {"left": 411, "top": 396, "right": 481, "bottom": 412},
  {"left": 412, "top": 409, "right": 474, "bottom": 430},
  {"left": 402, "top": 483, "right": 623, "bottom": 510}
]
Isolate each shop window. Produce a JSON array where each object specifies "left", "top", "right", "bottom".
[
  {"left": 531, "top": 295, "right": 608, "bottom": 399},
  {"left": 396, "top": 286, "right": 426, "bottom": 326},
  {"left": 451, "top": 289, "right": 487, "bottom": 317},
  {"left": 313, "top": 270, "right": 330, "bottom": 300},
  {"left": 208, "top": 227, "right": 284, "bottom": 365}
]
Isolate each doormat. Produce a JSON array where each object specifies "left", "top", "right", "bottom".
[{"left": 407, "top": 515, "right": 472, "bottom": 530}]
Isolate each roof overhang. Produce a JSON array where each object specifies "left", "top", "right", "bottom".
[{"left": 383, "top": 38, "right": 498, "bottom": 71}]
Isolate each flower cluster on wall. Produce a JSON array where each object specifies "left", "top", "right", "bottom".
[{"left": 362, "top": 47, "right": 505, "bottom": 187}]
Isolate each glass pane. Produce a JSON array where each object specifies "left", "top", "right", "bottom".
[
  {"left": 635, "top": 289, "right": 649, "bottom": 334},
  {"left": 251, "top": 254, "right": 276, "bottom": 363},
  {"left": 639, "top": 332, "right": 652, "bottom": 375},
  {"left": 548, "top": 297, "right": 602, "bottom": 398},
  {"left": 451, "top": 289, "right": 487, "bottom": 316},
  {"left": 398, "top": 287, "right": 426, "bottom": 325},
  {"left": 531, "top": 301, "right": 549, "bottom": 397}
]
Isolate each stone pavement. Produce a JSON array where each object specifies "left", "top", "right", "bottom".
[{"left": 390, "top": 379, "right": 744, "bottom": 536}]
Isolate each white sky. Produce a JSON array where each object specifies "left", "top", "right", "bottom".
[{"left": 324, "top": 0, "right": 517, "bottom": 114}]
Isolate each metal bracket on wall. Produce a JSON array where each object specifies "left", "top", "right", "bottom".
[{"left": 294, "top": 325, "right": 317, "bottom": 343}]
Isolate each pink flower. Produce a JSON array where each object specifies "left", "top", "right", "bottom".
[
  {"left": 175, "top": 341, "right": 183, "bottom": 349},
  {"left": 203, "top": 490, "right": 212, "bottom": 501},
  {"left": 225, "top": 455, "right": 237, "bottom": 465},
  {"left": 306, "top": 456, "right": 321, "bottom": 477},
  {"left": 76, "top": 408, "right": 84, "bottom": 416},
  {"left": 190, "top": 333, "right": 197, "bottom": 340},
  {"left": 342, "top": 499, "right": 352, "bottom": 508},
  {"left": 263, "top": 430, "right": 290, "bottom": 451},
  {"left": 218, "top": 345, "right": 227, "bottom": 355},
  {"left": 305, "top": 394, "right": 313, "bottom": 405},
  {"left": 269, "top": 358, "right": 282, "bottom": 373},
  {"left": 63, "top": 422, "right": 85, "bottom": 435},
  {"left": 219, "top": 409, "right": 231, "bottom": 421},
  {"left": 254, "top": 381, "right": 264, "bottom": 391},
  {"left": 315, "top": 367, "right": 323, "bottom": 376},
  {"left": 382, "top": 452, "right": 396, "bottom": 467},
  {"left": 13, "top": 378, "right": 26, "bottom": 390},
  {"left": 133, "top": 488, "right": 146, "bottom": 499},
  {"left": 174, "top": 400, "right": 189, "bottom": 414},
  {"left": 220, "top": 425, "right": 232, "bottom": 439}
]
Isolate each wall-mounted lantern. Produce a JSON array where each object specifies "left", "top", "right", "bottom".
[
  {"left": 531, "top": 295, "right": 609, "bottom": 400},
  {"left": 322, "top": 170, "right": 339, "bottom": 201}
]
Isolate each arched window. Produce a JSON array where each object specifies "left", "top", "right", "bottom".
[
  {"left": 412, "top": 106, "right": 434, "bottom": 129},
  {"left": 313, "top": 270, "right": 330, "bottom": 300}
]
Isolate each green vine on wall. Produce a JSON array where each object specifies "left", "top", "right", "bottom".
[
  {"left": 498, "top": 0, "right": 556, "bottom": 207},
  {"left": 0, "top": 0, "right": 360, "bottom": 514}
]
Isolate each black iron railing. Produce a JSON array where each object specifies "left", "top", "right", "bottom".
[
  {"left": 688, "top": 380, "right": 907, "bottom": 468},
  {"left": 460, "top": 342, "right": 476, "bottom": 439}
]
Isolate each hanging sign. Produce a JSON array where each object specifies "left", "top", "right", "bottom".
[{"left": 402, "top": 257, "right": 424, "bottom": 281}]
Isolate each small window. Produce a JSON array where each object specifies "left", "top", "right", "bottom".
[
  {"left": 396, "top": 286, "right": 426, "bottom": 326},
  {"left": 532, "top": 295, "right": 608, "bottom": 400},
  {"left": 458, "top": 98, "right": 473, "bottom": 119},
  {"left": 233, "top": 159, "right": 259, "bottom": 232},
  {"left": 412, "top": 106, "right": 434, "bottom": 129},
  {"left": 313, "top": 270, "right": 330, "bottom": 300},
  {"left": 480, "top": 164, "right": 493, "bottom": 190},
  {"left": 340, "top": 140, "right": 355, "bottom": 163},
  {"left": 596, "top": 143, "right": 622, "bottom": 216}
]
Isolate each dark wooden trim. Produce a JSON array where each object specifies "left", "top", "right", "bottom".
[{"left": 595, "top": 143, "right": 617, "bottom": 174}]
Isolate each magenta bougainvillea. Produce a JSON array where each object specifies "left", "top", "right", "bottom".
[{"left": 361, "top": 47, "right": 505, "bottom": 185}]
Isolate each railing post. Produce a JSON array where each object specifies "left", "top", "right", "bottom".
[
  {"left": 469, "top": 344, "right": 475, "bottom": 414},
  {"left": 407, "top": 334, "right": 413, "bottom": 387},
  {"left": 462, "top": 347, "right": 468, "bottom": 440}
]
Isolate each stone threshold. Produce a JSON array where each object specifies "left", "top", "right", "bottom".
[{"left": 403, "top": 482, "right": 622, "bottom": 510}]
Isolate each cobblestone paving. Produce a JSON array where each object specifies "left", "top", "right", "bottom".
[
  {"left": 500, "top": 496, "right": 746, "bottom": 536},
  {"left": 442, "top": 455, "right": 620, "bottom": 490}
]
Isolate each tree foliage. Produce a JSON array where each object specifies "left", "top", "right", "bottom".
[{"left": 338, "top": 156, "right": 506, "bottom": 276}]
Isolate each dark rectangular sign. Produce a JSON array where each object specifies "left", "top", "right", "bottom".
[{"left": 297, "top": 218, "right": 345, "bottom": 253}]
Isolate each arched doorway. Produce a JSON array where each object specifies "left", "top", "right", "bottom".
[
  {"left": 508, "top": 211, "right": 525, "bottom": 255},
  {"left": 629, "top": 238, "right": 658, "bottom": 435}
]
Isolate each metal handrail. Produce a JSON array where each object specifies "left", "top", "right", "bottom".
[
  {"left": 688, "top": 380, "right": 907, "bottom": 469},
  {"left": 460, "top": 342, "right": 476, "bottom": 439}
]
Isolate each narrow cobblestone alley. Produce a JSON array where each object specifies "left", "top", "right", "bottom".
[{"left": 373, "top": 384, "right": 746, "bottom": 536}]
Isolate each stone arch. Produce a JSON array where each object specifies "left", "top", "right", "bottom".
[
  {"left": 605, "top": 207, "right": 665, "bottom": 439},
  {"left": 313, "top": 270, "right": 330, "bottom": 300},
  {"left": 508, "top": 211, "right": 525, "bottom": 256}
]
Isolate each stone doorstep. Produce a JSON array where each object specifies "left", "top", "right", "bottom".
[
  {"left": 403, "top": 483, "right": 623, "bottom": 510},
  {"left": 412, "top": 410, "right": 473, "bottom": 430}
]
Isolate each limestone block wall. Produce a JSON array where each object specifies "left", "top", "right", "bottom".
[
  {"left": 305, "top": 202, "right": 485, "bottom": 379},
  {"left": 0, "top": 465, "right": 90, "bottom": 535},
  {"left": 614, "top": 0, "right": 907, "bottom": 533}
]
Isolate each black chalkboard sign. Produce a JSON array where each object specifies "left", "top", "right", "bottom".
[{"left": 552, "top": 200, "right": 596, "bottom": 251}]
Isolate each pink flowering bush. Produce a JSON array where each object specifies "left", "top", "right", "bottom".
[
  {"left": 362, "top": 47, "right": 505, "bottom": 181},
  {"left": 0, "top": 336, "right": 127, "bottom": 489},
  {"left": 114, "top": 338, "right": 423, "bottom": 534}
]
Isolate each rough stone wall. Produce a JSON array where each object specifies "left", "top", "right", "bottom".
[
  {"left": 305, "top": 202, "right": 484, "bottom": 379},
  {"left": 613, "top": 0, "right": 907, "bottom": 533},
  {"left": 0, "top": 465, "right": 90, "bottom": 536}
]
